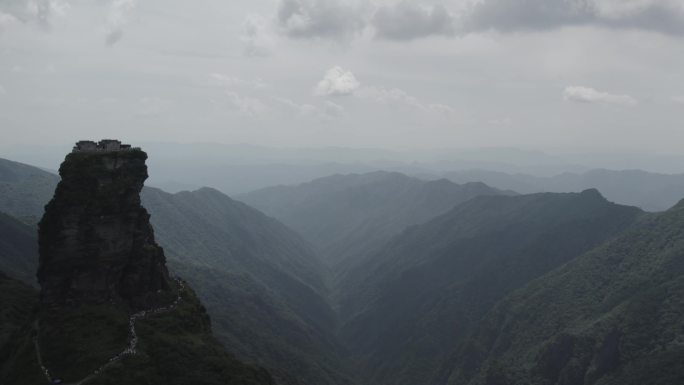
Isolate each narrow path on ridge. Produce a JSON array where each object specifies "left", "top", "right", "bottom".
[{"left": 33, "top": 278, "right": 186, "bottom": 385}]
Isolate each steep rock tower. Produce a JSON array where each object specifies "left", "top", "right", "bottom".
[{"left": 37, "top": 140, "right": 170, "bottom": 305}]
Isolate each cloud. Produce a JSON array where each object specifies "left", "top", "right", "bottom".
[
  {"left": 314, "top": 66, "right": 360, "bottom": 96},
  {"left": 563, "top": 86, "right": 637, "bottom": 105},
  {"left": 242, "top": 14, "right": 275, "bottom": 57},
  {"left": 0, "top": 11, "right": 19, "bottom": 33},
  {"left": 0, "top": 0, "right": 69, "bottom": 30},
  {"left": 276, "top": 0, "right": 366, "bottom": 39},
  {"left": 105, "top": 0, "right": 136, "bottom": 46},
  {"left": 0, "top": 84, "right": 6, "bottom": 95},
  {"left": 672, "top": 96, "right": 684, "bottom": 104},
  {"left": 355, "top": 86, "right": 456, "bottom": 118},
  {"left": 275, "top": 97, "right": 344, "bottom": 120},
  {"left": 372, "top": 2, "right": 455, "bottom": 40},
  {"left": 247, "top": 0, "right": 684, "bottom": 43},
  {"left": 312, "top": 67, "right": 457, "bottom": 117},
  {"left": 323, "top": 100, "right": 344, "bottom": 117},
  {"left": 463, "top": 0, "right": 684, "bottom": 36},
  {"left": 225, "top": 92, "right": 266, "bottom": 116}
]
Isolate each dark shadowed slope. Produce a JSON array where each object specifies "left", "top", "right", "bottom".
[
  {"left": 0, "top": 158, "right": 59, "bottom": 225},
  {"left": 239, "top": 171, "right": 510, "bottom": 268},
  {"left": 336, "top": 190, "right": 644, "bottom": 385},
  {"left": 141, "top": 187, "right": 355, "bottom": 385},
  {"left": 0, "top": 157, "right": 353, "bottom": 385},
  {"left": 0, "top": 212, "right": 38, "bottom": 285},
  {"left": 1, "top": 146, "right": 274, "bottom": 385},
  {"left": 0, "top": 272, "right": 37, "bottom": 363},
  {"left": 445, "top": 168, "right": 684, "bottom": 212},
  {"left": 441, "top": 199, "right": 684, "bottom": 385}
]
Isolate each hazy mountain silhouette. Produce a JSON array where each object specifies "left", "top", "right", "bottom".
[
  {"left": 240, "top": 171, "right": 511, "bottom": 268},
  {"left": 445, "top": 168, "right": 684, "bottom": 212},
  {"left": 0, "top": 158, "right": 59, "bottom": 225},
  {"left": 3, "top": 155, "right": 684, "bottom": 385}
]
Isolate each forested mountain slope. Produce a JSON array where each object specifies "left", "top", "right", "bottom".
[
  {"left": 141, "top": 187, "right": 355, "bottom": 385},
  {"left": 0, "top": 212, "right": 38, "bottom": 285},
  {"left": 336, "top": 190, "right": 644, "bottom": 385},
  {"left": 1, "top": 146, "right": 275, "bottom": 385},
  {"left": 438, "top": 199, "right": 684, "bottom": 385},
  {"left": 0, "top": 158, "right": 59, "bottom": 225}
]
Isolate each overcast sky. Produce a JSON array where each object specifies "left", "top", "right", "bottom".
[{"left": 0, "top": 0, "right": 683, "bottom": 152}]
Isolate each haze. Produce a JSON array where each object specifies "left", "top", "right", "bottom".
[
  {"left": 4, "top": 2, "right": 684, "bottom": 384},
  {"left": 1, "top": 0, "right": 683, "bottom": 154}
]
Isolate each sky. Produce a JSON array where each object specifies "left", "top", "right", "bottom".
[{"left": 0, "top": 0, "right": 683, "bottom": 152}]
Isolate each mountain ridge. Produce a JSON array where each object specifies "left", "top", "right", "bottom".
[
  {"left": 336, "top": 189, "right": 644, "bottom": 385},
  {"left": 439, "top": 199, "right": 684, "bottom": 385},
  {"left": 239, "top": 171, "right": 512, "bottom": 269}
]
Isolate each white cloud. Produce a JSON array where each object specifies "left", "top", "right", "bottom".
[
  {"left": 373, "top": 2, "right": 455, "bottom": 40},
  {"left": 355, "top": 86, "right": 457, "bottom": 119},
  {"left": 0, "top": 11, "right": 19, "bottom": 33},
  {"left": 105, "top": 0, "right": 136, "bottom": 46},
  {"left": 276, "top": 0, "right": 367, "bottom": 39},
  {"left": 672, "top": 96, "right": 684, "bottom": 104},
  {"left": 323, "top": 100, "right": 344, "bottom": 117},
  {"left": 563, "top": 86, "right": 638, "bottom": 105},
  {"left": 0, "top": 84, "right": 6, "bottom": 95},
  {"left": 225, "top": 91, "right": 266, "bottom": 116},
  {"left": 356, "top": 86, "right": 422, "bottom": 109},
  {"left": 0, "top": 0, "right": 69, "bottom": 30},
  {"left": 314, "top": 66, "right": 360, "bottom": 96},
  {"left": 242, "top": 14, "right": 275, "bottom": 57},
  {"left": 429, "top": 103, "right": 457, "bottom": 117},
  {"left": 275, "top": 97, "right": 344, "bottom": 120}
]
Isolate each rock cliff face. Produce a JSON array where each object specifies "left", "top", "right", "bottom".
[{"left": 37, "top": 143, "right": 170, "bottom": 306}]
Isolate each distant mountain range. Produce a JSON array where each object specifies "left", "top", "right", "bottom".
[
  {"left": 239, "top": 172, "right": 511, "bottom": 268},
  {"left": 444, "top": 169, "right": 684, "bottom": 212},
  {"left": 2, "top": 155, "right": 684, "bottom": 385}
]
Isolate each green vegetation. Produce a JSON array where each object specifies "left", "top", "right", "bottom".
[
  {"left": 0, "top": 158, "right": 59, "bottom": 225},
  {"left": 172, "top": 262, "right": 354, "bottom": 385},
  {"left": 0, "top": 211, "right": 39, "bottom": 285},
  {"left": 91, "top": 284, "right": 274, "bottom": 385},
  {"left": 143, "top": 186, "right": 356, "bottom": 385},
  {"left": 336, "top": 190, "right": 644, "bottom": 385},
  {"left": 0, "top": 272, "right": 38, "bottom": 370},
  {"left": 442, "top": 200, "right": 684, "bottom": 385},
  {"left": 1, "top": 281, "right": 273, "bottom": 385},
  {"left": 3, "top": 156, "right": 684, "bottom": 385}
]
